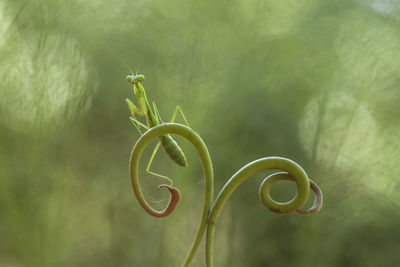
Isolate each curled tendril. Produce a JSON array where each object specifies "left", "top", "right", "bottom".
[
  {"left": 205, "top": 157, "right": 323, "bottom": 267},
  {"left": 259, "top": 172, "right": 323, "bottom": 215},
  {"left": 129, "top": 123, "right": 323, "bottom": 267},
  {"left": 129, "top": 123, "right": 214, "bottom": 267}
]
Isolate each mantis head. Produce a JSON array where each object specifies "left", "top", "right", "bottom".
[{"left": 126, "top": 74, "right": 145, "bottom": 84}]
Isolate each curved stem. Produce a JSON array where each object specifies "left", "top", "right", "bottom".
[
  {"left": 129, "top": 123, "right": 214, "bottom": 267},
  {"left": 205, "top": 157, "right": 322, "bottom": 267}
]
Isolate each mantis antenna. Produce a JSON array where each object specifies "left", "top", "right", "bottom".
[
  {"left": 135, "top": 64, "right": 141, "bottom": 75},
  {"left": 120, "top": 60, "right": 136, "bottom": 76}
]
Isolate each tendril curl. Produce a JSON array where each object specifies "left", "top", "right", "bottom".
[
  {"left": 205, "top": 157, "right": 323, "bottom": 267},
  {"left": 129, "top": 123, "right": 323, "bottom": 267},
  {"left": 129, "top": 123, "right": 214, "bottom": 267}
]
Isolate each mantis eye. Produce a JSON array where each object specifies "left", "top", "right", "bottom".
[
  {"left": 126, "top": 75, "right": 133, "bottom": 83},
  {"left": 136, "top": 74, "right": 145, "bottom": 82}
]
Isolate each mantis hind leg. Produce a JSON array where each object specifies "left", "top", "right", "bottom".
[
  {"left": 171, "top": 105, "right": 190, "bottom": 127},
  {"left": 152, "top": 102, "right": 163, "bottom": 124},
  {"left": 146, "top": 141, "right": 174, "bottom": 185},
  {"left": 151, "top": 102, "right": 189, "bottom": 126}
]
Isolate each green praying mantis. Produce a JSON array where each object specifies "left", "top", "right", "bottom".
[{"left": 125, "top": 72, "right": 190, "bottom": 186}]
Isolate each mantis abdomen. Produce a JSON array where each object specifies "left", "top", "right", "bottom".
[{"left": 160, "top": 135, "right": 188, "bottom": 167}]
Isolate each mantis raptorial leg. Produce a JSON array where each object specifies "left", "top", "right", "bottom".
[
  {"left": 129, "top": 117, "right": 147, "bottom": 135},
  {"left": 127, "top": 98, "right": 148, "bottom": 134}
]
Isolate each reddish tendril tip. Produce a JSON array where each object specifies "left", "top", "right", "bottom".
[
  {"left": 148, "top": 184, "right": 181, "bottom": 218},
  {"left": 296, "top": 179, "right": 323, "bottom": 215}
]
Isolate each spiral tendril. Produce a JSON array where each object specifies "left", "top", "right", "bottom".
[
  {"left": 259, "top": 172, "right": 323, "bottom": 215},
  {"left": 129, "top": 123, "right": 323, "bottom": 267},
  {"left": 205, "top": 157, "right": 323, "bottom": 267}
]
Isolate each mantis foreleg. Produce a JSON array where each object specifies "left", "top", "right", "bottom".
[
  {"left": 126, "top": 98, "right": 149, "bottom": 134},
  {"left": 129, "top": 116, "right": 148, "bottom": 135}
]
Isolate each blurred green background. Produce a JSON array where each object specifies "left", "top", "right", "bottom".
[{"left": 1, "top": 0, "right": 400, "bottom": 266}]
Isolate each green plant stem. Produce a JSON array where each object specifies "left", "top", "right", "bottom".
[
  {"left": 129, "top": 123, "right": 214, "bottom": 267},
  {"left": 205, "top": 157, "right": 314, "bottom": 267}
]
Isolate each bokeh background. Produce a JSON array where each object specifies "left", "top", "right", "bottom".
[{"left": 1, "top": 0, "right": 400, "bottom": 266}]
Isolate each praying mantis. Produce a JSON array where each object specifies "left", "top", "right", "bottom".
[{"left": 125, "top": 72, "right": 190, "bottom": 185}]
